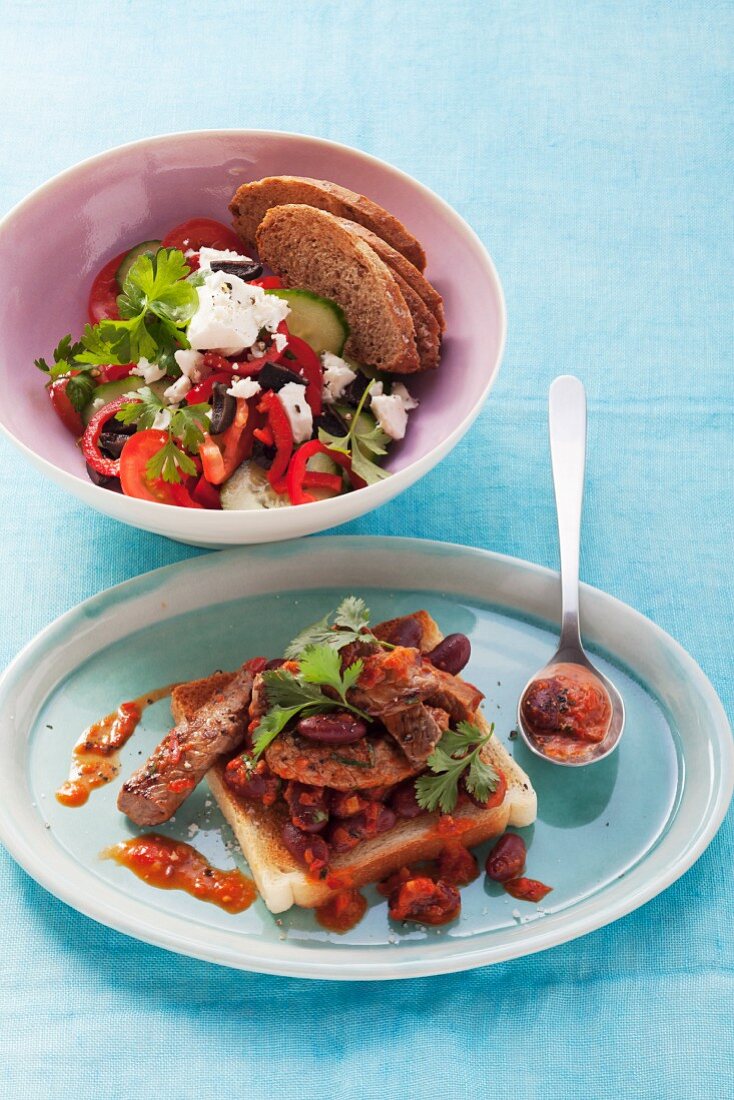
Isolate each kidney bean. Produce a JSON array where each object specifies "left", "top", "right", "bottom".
[
  {"left": 329, "top": 790, "right": 371, "bottom": 818},
  {"left": 389, "top": 779, "right": 423, "bottom": 819},
  {"left": 284, "top": 781, "right": 329, "bottom": 833},
  {"left": 223, "top": 756, "right": 281, "bottom": 807},
  {"left": 264, "top": 658, "right": 286, "bottom": 670},
  {"left": 388, "top": 876, "right": 461, "bottom": 925},
  {"left": 385, "top": 617, "right": 423, "bottom": 648},
  {"left": 296, "top": 712, "right": 367, "bottom": 744},
  {"left": 485, "top": 832, "right": 527, "bottom": 882},
  {"left": 426, "top": 633, "right": 471, "bottom": 675},
  {"left": 327, "top": 802, "right": 397, "bottom": 854},
  {"left": 281, "top": 821, "right": 330, "bottom": 872}
]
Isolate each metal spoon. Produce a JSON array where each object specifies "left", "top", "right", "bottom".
[{"left": 517, "top": 375, "right": 625, "bottom": 766}]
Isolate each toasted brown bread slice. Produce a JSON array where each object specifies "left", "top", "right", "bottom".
[
  {"left": 337, "top": 218, "right": 445, "bottom": 332},
  {"left": 391, "top": 270, "right": 441, "bottom": 372},
  {"left": 255, "top": 204, "right": 421, "bottom": 374},
  {"left": 230, "top": 175, "right": 426, "bottom": 271},
  {"left": 176, "top": 619, "right": 537, "bottom": 914}
]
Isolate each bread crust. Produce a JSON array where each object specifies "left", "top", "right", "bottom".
[
  {"left": 230, "top": 175, "right": 427, "bottom": 271},
  {"left": 255, "top": 204, "right": 422, "bottom": 374},
  {"left": 337, "top": 218, "right": 445, "bottom": 331},
  {"left": 172, "top": 622, "right": 537, "bottom": 915}
]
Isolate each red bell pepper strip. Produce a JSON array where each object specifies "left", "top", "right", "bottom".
[
  {"left": 253, "top": 425, "right": 274, "bottom": 447},
  {"left": 285, "top": 440, "right": 353, "bottom": 505},
  {"left": 81, "top": 395, "right": 140, "bottom": 478},
  {"left": 250, "top": 276, "right": 284, "bottom": 289},
  {"left": 303, "top": 471, "right": 343, "bottom": 493},
  {"left": 257, "top": 391, "right": 293, "bottom": 487},
  {"left": 190, "top": 475, "right": 221, "bottom": 509},
  {"left": 185, "top": 370, "right": 232, "bottom": 405},
  {"left": 98, "top": 363, "right": 135, "bottom": 383},
  {"left": 198, "top": 399, "right": 254, "bottom": 485},
  {"left": 282, "top": 334, "right": 323, "bottom": 417},
  {"left": 232, "top": 321, "right": 290, "bottom": 376}
]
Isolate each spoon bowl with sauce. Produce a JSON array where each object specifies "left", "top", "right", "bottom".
[{"left": 518, "top": 375, "right": 625, "bottom": 766}]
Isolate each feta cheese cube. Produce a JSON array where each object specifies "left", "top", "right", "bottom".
[
  {"left": 370, "top": 381, "right": 419, "bottom": 440},
  {"left": 187, "top": 270, "right": 290, "bottom": 357},
  {"left": 130, "top": 357, "right": 166, "bottom": 384},
  {"left": 164, "top": 375, "right": 192, "bottom": 404},
  {"left": 197, "top": 246, "right": 252, "bottom": 270},
  {"left": 227, "top": 377, "right": 262, "bottom": 401},
  {"left": 321, "top": 352, "right": 357, "bottom": 404},
  {"left": 174, "top": 349, "right": 206, "bottom": 382},
  {"left": 278, "top": 382, "right": 313, "bottom": 444}
]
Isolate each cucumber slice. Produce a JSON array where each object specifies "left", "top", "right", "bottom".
[
  {"left": 267, "top": 288, "right": 349, "bottom": 356},
  {"left": 221, "top": 461, "right": 291, "bottom": 511},
  {"left": 81, "top": 377, "right": 167, "bottom": 426},
  {"left": 115, "top": 240, "right": 162, "bottom": 290}
]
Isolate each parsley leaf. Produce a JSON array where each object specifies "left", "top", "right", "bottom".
[
  {"left": 318, "top": 380, "right": 391, "bottom": 486},
  {"left": 284, "top": 595, "right": 386, "bottom": 659},
  {"left": 116, "top": 386, "right": 166, "bottom": 429},
  {"left": 414, "top": 721, "right": 498, "bottom": 814},
  {"left": 144, "top": 437, "right": 197, "bottom": 483},
  {"left": 170, "top": 403, "right": 210, "bottom": 453},
  {"left": 34, "top": 334, "right": 85, "bottom": 377},
  {"left": 65, "top": 374, "right": 97, "bottom": 412},
  {"left": 74, "top": 249, "right": 197, "bottom": 368}
]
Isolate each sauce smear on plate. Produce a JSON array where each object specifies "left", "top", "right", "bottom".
[
  {"left": 55, "top": 684, "right": 177, "bottom": 807},
  {"left": 315, "top": 888, "right": 367, "bottom": 933},
  {"left": 103, "top": 834, "right": 256, "bottom": 913}
]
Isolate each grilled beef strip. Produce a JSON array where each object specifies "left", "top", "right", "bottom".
[
  {"left": 381, "top": 703, "right": 450, "bottom": 767},
  {"left": 117, "top": 665, "right": 255, "bottom": 826}
]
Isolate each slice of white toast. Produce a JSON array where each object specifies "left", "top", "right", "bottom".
[{"left": 176, "top": 621, "right": 537, "bottom": 914}]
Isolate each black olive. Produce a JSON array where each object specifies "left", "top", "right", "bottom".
[
  {"left": 340, "top": 372, "right": 371, "bottom": 408},
  {"left": 209, "top": 260, "right": 264, "bottom": 281},
  {"left": 209, "top": 383, "right": 236, "bottom": 435},
  {"left": 315, "top": 407, "right": 348, "bottom": 438},
  {"left": 252, "top": 439, "right": 276, "bottom": 469},
  {"left": 98, "top": 430, "right": 134, "bottom": 460},
  {"left": 258, "top": 362, "right": 305, "bottom": 393},
  {"left": 85, "top": 463, "right": 122, "bottom": 492}
]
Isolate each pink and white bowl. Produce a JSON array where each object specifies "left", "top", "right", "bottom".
[{"left": 0, "top": 130, "right": 506, "bottom": 547}]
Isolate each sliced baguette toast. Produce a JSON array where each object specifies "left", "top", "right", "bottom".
[
  {"left": 177, "top": 620, "right": 537, "bottom": 914},
  {"left": 255, "top": 204, "right": 422, "bottom": 374},
  {"left": 230, "top": 175, "right": 426, "bottom": 271}
]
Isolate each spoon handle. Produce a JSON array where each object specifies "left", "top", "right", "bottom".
[{"left": 548, "top": 375, "right": 587, "bottom": 652}]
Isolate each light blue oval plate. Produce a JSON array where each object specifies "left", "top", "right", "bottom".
[{"left": 0, "top": 537, "right": 730, "bottom": 980}]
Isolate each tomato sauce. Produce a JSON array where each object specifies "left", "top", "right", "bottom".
[
  {"left": 55, "top": 684, "right": 178, "bottom": 807},
  {"left": 521, "top": 662, "right": 613, "bottom": 760},
  {"left": 315, "top": 888, "right": 367, "bottom": 933},
  {"left": 103, "top": 834, "right": 257, "bottom": 914}
]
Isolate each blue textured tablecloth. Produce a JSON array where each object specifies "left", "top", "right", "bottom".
[{"left": 1, "top": 2, "right": 732, "bottom": 1097}]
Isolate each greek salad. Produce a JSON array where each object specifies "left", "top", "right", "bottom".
[{"left": 35, "top": 218, "right": 419, "bottom": 509}]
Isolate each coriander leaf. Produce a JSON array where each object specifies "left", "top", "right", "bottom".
[
  {"left": 144, "top": 437, "right": 197, "bottom": 484},
  {"left": 298, "top": 646, "right": 365, "bottom": 708},
  {"left": 252, "top": 704, "right": 310, "bottom": 758},
  {"left": 465, "top": 751, "right": 499, "bottom": 804},
  {"left": 76, "top": 320, "right": 133, "bottom": 366},
  {"left": 414, "top": 722, "right": 497, "bottom": 814},
  {"left": 261, "top": 668, "right": 326, "bottom": 711},
  {"left": 171, "top": 403, "right": 210, "bottom": 453},
  {"left": 284, "top": 612, "right": 353, "bottom": 659},
  {"left": 65, "top": 374, "right": 96, "bottom": 412},
  {"left": 120, "top": 248, "right": 198, "bottom": 326},
  {"left": 334, "top": 596, "right": 370, "bottom": 633}
]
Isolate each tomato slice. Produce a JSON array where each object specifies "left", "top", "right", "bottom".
[
  {"left": 161, "top": 218, "right": 243, "bottom": 254},
  {"left": 88, "top": 251, "right": 127, "bottom": 324},
  {"left": 119, "top": 430, "right": 200, "bottom": 507},
  {"left": 49, "top": 379, "right": 84, "bottom": 436}
]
